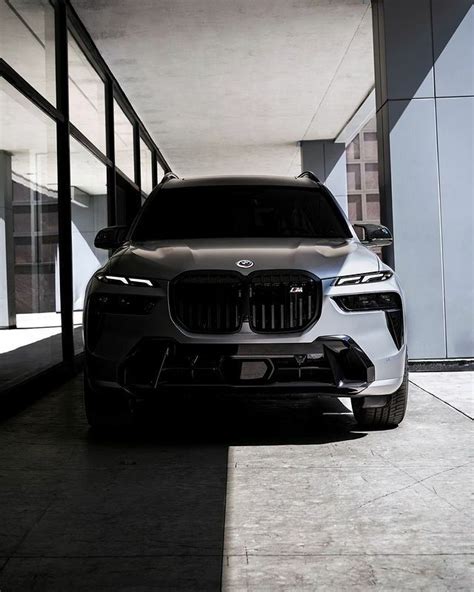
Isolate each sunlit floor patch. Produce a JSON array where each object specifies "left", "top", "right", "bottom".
[
  {"left": 0, "top": 312, "right": 82, "bottom": 354},
  {"left": 222, "top": 381, "right": 473, "bottom": 591}
]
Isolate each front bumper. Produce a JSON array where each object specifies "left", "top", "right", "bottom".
[
  {"left": 84, "top": 274, "right": 406, "bottom": 398},
  {"left": 121, "top": 335, "right": 375, "bottom": 395},
  {"left": 86, "top": 336, "right": 406, "bottom": 399}
]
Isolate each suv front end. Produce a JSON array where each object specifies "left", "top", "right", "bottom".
[{"left": 84, "top": 173, "right": 408, "bottom": 429}]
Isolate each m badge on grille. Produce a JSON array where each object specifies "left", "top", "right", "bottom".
[{"left": 290, "top": 286, "right": 303, "bottom": 293}]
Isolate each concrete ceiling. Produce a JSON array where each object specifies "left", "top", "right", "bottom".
[{"left": 72, "top": 0, "right": 375, "bottom": 177}]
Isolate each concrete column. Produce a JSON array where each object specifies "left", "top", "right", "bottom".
[
  {"left": 300, "top": 140, "right": 348, "bottom": 214},
  {"left": 372, "top": 0, "right": 473, "bottom": 359},
  {"left": 0, "top": 151, "right": 16, "bottom": 328}
]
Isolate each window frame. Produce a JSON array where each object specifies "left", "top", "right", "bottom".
[{"left": 0, "top": 0, "right": 170, "bottom": 392}]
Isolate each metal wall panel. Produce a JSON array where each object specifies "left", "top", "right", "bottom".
[
  {"left": 379, "top": 0, "right": 434, "bottom": 101},
  {"left": 300, "top": 140, "right": 348, "bottom": 213},
  {"left": 301, "top": 141, "right": 324, "bottom": 180},
  {"left": 387, "top": 98, "right": 446, "bottom": 358},
  {"left": 324, "top": 142, "right": 348, "bottom": 214},
  {"left": 373, "top": 0, "right": 473, "bottom": 359},
  {"left": 436, "top": 96, "right": 474, "bottom": 357},
  {"left": 432, "top": 0, "right": 474, "bottom": 97}
]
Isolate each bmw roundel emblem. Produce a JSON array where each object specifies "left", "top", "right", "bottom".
[{"left": 236, "top": 259, "right": 254, "bottom": 269}]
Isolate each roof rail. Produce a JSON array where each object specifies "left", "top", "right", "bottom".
[
  {"left": 297, "top": 171, "right": 320, "bottom": 183},
  {"left": 162, "top": 171, "right": 179, "bottom": 184}
]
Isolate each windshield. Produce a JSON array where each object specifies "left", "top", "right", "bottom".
[{"left": 131, "top": 185, "right": 352, "bottom": 240}]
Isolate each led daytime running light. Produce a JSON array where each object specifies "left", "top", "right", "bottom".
[
  {"left": 96, "top": 274, "right": 154, "bottom": 287},
  {"left": 334, "top": 271, "right": 392, "bottom": 286}
]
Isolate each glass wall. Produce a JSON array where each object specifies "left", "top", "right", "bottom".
[
  {"left": 157, "top": 159, "right": 164, "bottom": 184},
  {"left": 0, "top": 0, "right": 56, "bottom": 105},
  {"left": 0, "top": 2, "right": 167, "bottom": 393},
  {"left": 0, "top": 79, "right": 61, "bottom": 390},
  {"left": 140, "top": 138, "right": 153, "bottom": 195},
  {"left": 70, "top": 137, "right": 108, "bottom": 352},
  {"left": 114, "top": 99, "right": 135, "bottom": 181},
  {"left": 68, "top": 32, "right": 106, "bottom": 154}
]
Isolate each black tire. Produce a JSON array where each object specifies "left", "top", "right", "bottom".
[
  {"left": 84, "top": 375, "right": 134, "bottom": 430},
  {"left": 352, "top": 360, "right": 408, "bottom": 428}
]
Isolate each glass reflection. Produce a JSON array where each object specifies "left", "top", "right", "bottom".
[
  {"left": 0, "top": 0, "right": 56, "bottom": 105},
  {"left": 68, "top": 31, "right": 106, "bottom": 154},
  {"left": 70, "top": 137, "right": 108, "bottom": 352},
  {"left": 157, "top": 160, "right": 164, "bottom": 183},
  {"left": 140, "top": 138, "right": 153, "bottom": 195},
  {"left": 114, "top": 99, "right": 135, "bottom": 181},
  {"left": 0, "top": 79, "right": 61, "bottom": 389}
]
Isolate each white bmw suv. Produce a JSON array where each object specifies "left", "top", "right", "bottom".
[{"left": 83, "top": 172, "right": 407, "bottom": 429}]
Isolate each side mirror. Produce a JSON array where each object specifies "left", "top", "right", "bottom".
[
  {"left": 353, "top": 223, "right": 393, "bottom": 247},
  {"left": 94, "top": 226, "right": 128, "bottom": 250}
]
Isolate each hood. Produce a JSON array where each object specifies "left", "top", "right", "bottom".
[{"left": 106, "top": 238, "right": 380, "bottom": 281}]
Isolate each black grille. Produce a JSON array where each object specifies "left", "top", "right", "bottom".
[
  {"left": 171, "top": 270, "right": 321, "bottom": 334},
  {"left": 249, "top": 271, "right": 321, "bottom": 333},
  {"left": 170, "top": 272, "right": 243, "bottom": 333}
]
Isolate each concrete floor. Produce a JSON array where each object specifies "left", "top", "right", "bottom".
[
  {"left": 0, "top": 327, "right": 83, "bottom": 392},
  {"left": 0, "top": 373, "right": 472, "bottom": 591}
]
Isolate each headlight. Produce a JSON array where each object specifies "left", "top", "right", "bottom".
[
  {"left": 333, "top": 271, "right": 392, "bottom": 286},
  {"left": 333, "top": 292, "right": 400, "bottom": 312},
  {"left": 333, "top": 292, "right": 404, "bottom": 349},
  {"left": 89, "top": 293, "right": 158, "bottom": 316},
  {"left": 95, "top": 274, "right": 155, "bottom": 287}
]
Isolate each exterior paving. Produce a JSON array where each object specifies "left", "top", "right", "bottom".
[
  {"left": 410, "top": 371, "right": 473, "bottom": 419},
  {"left": 223, "top": 376, "right": 473, "bottom": 590},
  {"left": 0, "top": 373, "right": 472, "bottom": 591}
]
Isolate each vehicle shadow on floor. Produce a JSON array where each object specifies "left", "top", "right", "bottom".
[
  {"left": 79, "top": 395, "right": 366, "bottom": 591},
  {"left": 0, "top": 383, "right": 367, "bottom": 592},
  {"left": 89, "top": 394, "right": 367, "bottom": 447}
]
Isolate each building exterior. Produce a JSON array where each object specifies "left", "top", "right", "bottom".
[
  {"left": 373, "top": 0, "right": 473, "bottom": 360},
  {"left": 302, "top": 0, "right": 473, "bottom": 362},
  {"left": 0, "top": 0, "right": 472, "bottom": 396},
  {"left": 346, "top": 116, "right": 381, "bottom": 226}
]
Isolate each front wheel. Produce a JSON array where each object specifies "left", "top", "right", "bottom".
[
  {"left": 84, "top": 376, "right": 134, "bottom": 430},
  {"left": 352, "top": 361, "right": 408, "bottom": 428}
]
